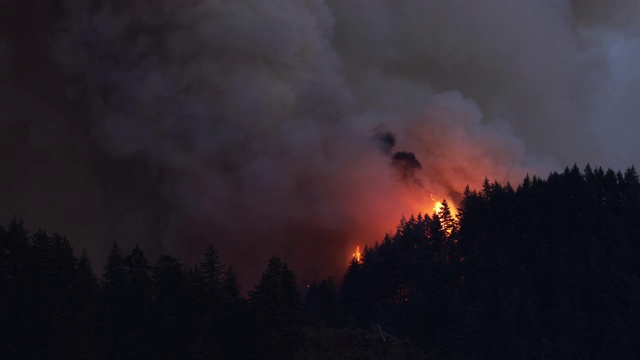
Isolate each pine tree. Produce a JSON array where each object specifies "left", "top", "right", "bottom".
[
  {"left": 194, "top": 244, "right": 227, "bottom": 355},
  {"left": 76, "top": 249, "right": 97, "bottom": 302},
  {"left": 75, "top": 249, "right": 98, "bottom": 337},
  {"left": 250, "top": 256, "right": 302, "bottom": 328},
  {"left": 152, "top": 256, "right": 190, "bottom": 358},
  {"left": 340, "top": 257, "right": 369, "bottom": 326},
  {"left": 438, "top": 199, "right": 458, "bottom": 236},
  {"left": 304, "top": 276, "right": 341, "bottom": 327},
  {"left": 200, "top": 244, "right": 224, "bottom": 293},
  {"left": 249, "top": 256, "right": 303, "bottom": 359},
  {"left": 101, "top": 242, "right": 128, "bottom": 359},
  {"left": 123, "top": 245, "right": 153, "bottom": 356},
  {"left": 1, "top": 219, "right": 33, "bottom": 357},
  {"left": 218, "top": 267, "right": 249, "bottom": 359},
  {"left": 222, "top": 267, "right": 241, "bottom": 301}
]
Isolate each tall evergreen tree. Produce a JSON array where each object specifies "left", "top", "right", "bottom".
[
  {"left": 0, "top": 218, "right": 33, "bottom": 357},
  {"left": 75, "top": 249, "right": 98, "bottom": 338},
  {"left": 249, "top": 256, "right": 303, "bottom": 360},
  {"left": 101, "top": 242, "right": 128, "bottom": 359},
  {"left": 199, "top": 244, "right": 224, "bottom": 293},
  {"left": 151, "top": 256, "right": 190, "bottom": 358},
  {"left": 250, "top": 256, "right": 302, "bottom": 329},
  {"left": 304, "top": 276, "right": 341, "bottom": 328},
  {"left": 122, "top": 245, "right": 153, "bottom": 356}
]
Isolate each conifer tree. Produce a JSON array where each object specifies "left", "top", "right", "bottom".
[
  {"left": 123, "top": 245, "right": 153, "bottom": 356},
  {"left": 152, "top": 256, "right": 189, "bottom": 358},
  {"left": 200, "top": 244, "right": 224, "bottom": 293},
  {"left": 250, "top": 256, "right": 302, "bottom": 328},
  {"left": 304, "top": 276, "right": 341, "bottom": 327},
  {"left": 249, "top": 256, "right": 303, "bottom": 359},
  {"left": 101, "top": 242, "right": 128, "bottom": 359}
]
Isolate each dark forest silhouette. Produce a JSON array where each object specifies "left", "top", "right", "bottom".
[{"left": 2, "top": 165, "right": 640, "bottom": 359}]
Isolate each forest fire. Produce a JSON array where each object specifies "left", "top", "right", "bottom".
[
  {"left": 428, "top": 194, "right": 458, "bottom": 219},
  {"left": 433, "top": 201, "right": 444, "bottom": 215},
  {"left": 425, "top": 199, "right": 453, "bottom": 218},
  {"left": 347, "top": 195, "right": 459, "bottom": 266},
  {"left": 352, "top": 246, "right": 362, "bottom": 264}
]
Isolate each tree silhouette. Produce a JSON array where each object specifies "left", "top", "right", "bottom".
[
  {"left": 151, "top": 256, "right": 191, "bottom": 358},
  {"left": 304, "top": 276, "right": 341, "bottom": 328},
  {"left": 122, "top": 245, "right": 153, "bottom": 356},
  {"left": 249, "top": 256, "right": 303, "bottom": 359},
  {"left": 101, "top": 242, "right": 128, "bottom": 359},
  {"left": 2, "top": 164, "right": 640, "bottom": 358}
]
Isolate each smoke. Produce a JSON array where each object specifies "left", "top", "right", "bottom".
[
  {"left": 391, "top": 151, "right": 423, "bottom": 183},
  {"left": 374, "top": 131, "right": 396, "bottom": 156},
  {"left": 3, "top": 0, "right": 640, "bottom": 286}
]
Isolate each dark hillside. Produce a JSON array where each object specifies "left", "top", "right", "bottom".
[{"left": 2, "top": 165, "right": 639, "bottom": 358}]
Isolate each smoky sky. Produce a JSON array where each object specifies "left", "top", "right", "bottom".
[
  {"left": 2, "top": 0, "right": 640, "bottom": 287},
  {"left": 374, "top": 131, "right": 396, "bottom": 156}
]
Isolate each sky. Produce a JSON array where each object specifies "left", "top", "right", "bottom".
[{"left": 1, "top": 0, "right": 640, "bottom": 287}]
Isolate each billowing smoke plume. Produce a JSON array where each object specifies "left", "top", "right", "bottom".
[
  {"left": 2, "top": 0, "right": 640, "bottom": 286},
  {"left": 374, "top": 130, "right": 423, "bottom": 184},
  {"left": 391, "top": 151, "right": 423, "bottom": 184},
  {"left": 374, "top": 131, "right": 396, "bottom": 157}
]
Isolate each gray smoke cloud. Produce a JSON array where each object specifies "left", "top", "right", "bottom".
[{"left": 2, "top": 0, "right": 640, "bottom": 286}]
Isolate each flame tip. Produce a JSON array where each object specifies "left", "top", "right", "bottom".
[{"left": 352, "top": 245, "right": 362, "bottom": 264}]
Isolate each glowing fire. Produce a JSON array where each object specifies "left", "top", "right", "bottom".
[
  {"left": 346, "top": 194, "right": 457, "bottom": 266},
  {"left": 433, "top": 200, "right": 444, "bottom": 215},
  {"left": 352, "top": 245, "right": 362, "bottom": 263},
  {"left": 428, "top": 194, "right": 457, "bottom": 219}
]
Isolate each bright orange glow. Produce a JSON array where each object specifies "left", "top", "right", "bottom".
[
  {"left": 352, "top": 245, "right": 362, "bottom": 264},
  {"left": 433, "top": 201, "right": 444, "bottom": 215},
  {"left": 346, "top": 191, "right": 458, "bottom": 269},
  {"left": 425, "top": 193, "right": 457, "bottom": 219}
]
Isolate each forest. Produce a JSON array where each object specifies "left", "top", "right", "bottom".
[{"left": 2, "top": 165, "right": 640, "bottom": 359}]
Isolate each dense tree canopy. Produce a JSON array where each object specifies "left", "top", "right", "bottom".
[
  {"left": 2, "top": 165, "right": 640, "bottom": 358},
  {"left": 340, "top": 165, "right": 640, "bottom": 358}
]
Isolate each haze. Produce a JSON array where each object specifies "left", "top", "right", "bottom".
[{"left": 1, "top": 0, "right": 639, "bottom": 287}]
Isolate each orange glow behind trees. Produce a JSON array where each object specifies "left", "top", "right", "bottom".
[
  {"left": 433, "top": 200, "right": 444, "bottom": 215},
  {"left": 348, "top": 195, "right": 459, "bottom": 265}
]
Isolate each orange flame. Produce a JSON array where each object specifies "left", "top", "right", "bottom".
[
  {"left": 428, "top": 194, "right": 457, "bottom": 219},
  {"left": 347, "top": 194, "right": 457, "bottom": 266},
  {"left": 433, "top": 200, "right": 444, "bottom": 215},
  {"left": 352, "top": 245, "right": 362, "bottom": 263}
]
